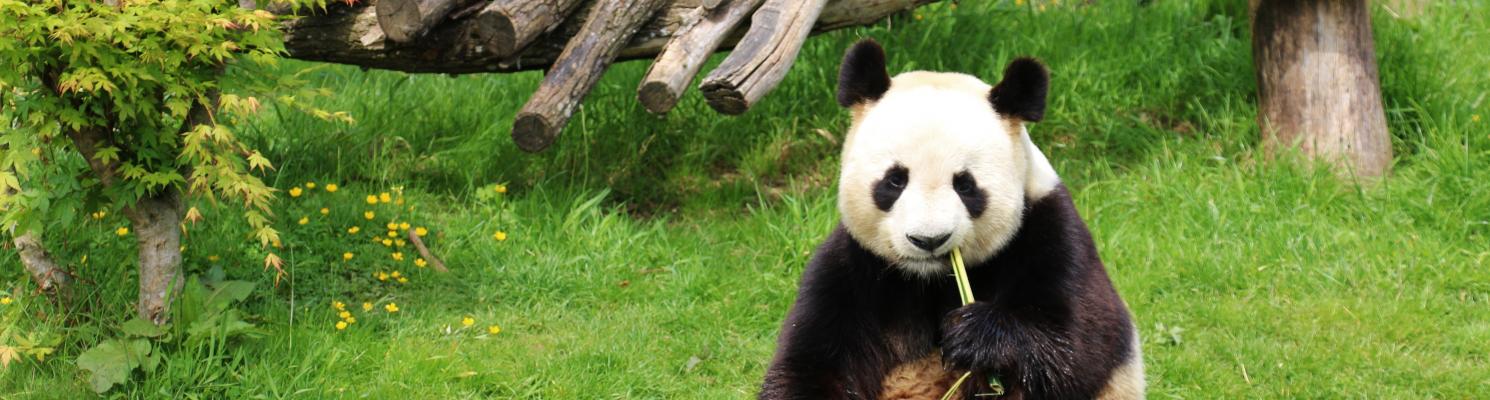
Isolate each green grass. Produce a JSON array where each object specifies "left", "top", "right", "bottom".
[{"left": 4, "top": 0, "right": 1490, "bottom": 398}]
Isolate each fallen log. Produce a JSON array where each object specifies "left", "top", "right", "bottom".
[
  {"left": 699, "top": 0, "right": 829, "bottom": 115},
  {"left": 511, "top": 0, "right": 672, "bottom": 152},
  {"left": 376, "top": 0, "right": 483, "bottom": 42},
  {"left": 638, "top": 0, "right": 765, "bottom": 114},
  {"left": 465, "top": 0, "right": 586, "bottom": 58}
]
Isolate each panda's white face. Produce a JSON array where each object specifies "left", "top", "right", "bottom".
[{"left": 834, "top": 42, "right": 1058, "bottom": 278}]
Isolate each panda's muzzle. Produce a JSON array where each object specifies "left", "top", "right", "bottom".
[{"left": 906, "top": 233, "right": 950, "bottom": 252}]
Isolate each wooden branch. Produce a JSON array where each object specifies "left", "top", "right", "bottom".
[
  {"left": 283, "top": 0, "right": 936, "bottom": 74},
  {"left": 699, "top": 0, "right": 829, "bottom": 115},
  {"left": 466, "top": 0, "right": 586, "bottom": 58},
  {"left": 638, "top": 0, "right": 764, "bottom": 114},
  {"left": 376, "top": 0, "right": 480, "bottom": 42},
  {"left": 511, "top": 0, "right": 672, "bottom": 152},
  {"left": 407, "top": 228, "right": 449, "bottom": 273}
]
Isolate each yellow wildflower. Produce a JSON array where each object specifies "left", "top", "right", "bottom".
[
  {"left": 396, "top": 197, "right": 405, "bottom": 206},
  {"left": 0, "top": 297, "right": 12, "bottom": 305},
  {"left": 366, "top": 195, "right": 378, "bottom": 205},
  {"left": 339, "top": 311, "right": 352, "bottom": 319},
  {"left": 343, "top": 252, "right": 354, "bottom": 261},
  {"left": 306, "top": 182, "right": 317, "bottom": 189},
  {"left": 386, "top": 222, "right": 398, "bottom": 230},
  {"left": 345, "top": 316, "right": 357, "bottom": 324},
  {"left": 335, "top": 321, "right": 348, "bottom": 330},
  {"left": 414, "top": 258, "right": 428, "bottom": 268},
  {"left": 298, "top": 216, "right": 309, "bottom": 225},
  {"left": 116, "top": 227, "right": 129, "bottom": 236},
  {"left": 487, "top": 325, "right": 501, "bottom": 335},
  {"left": 384, "top": 303, "right": 399, "bottom": 313},
  {"left": 362, "top": 302, "right": 373, "bottom": 311},
  {"left": 325, "top": 183, "right": 339, "bottom": 193},
  {"left": 377, "top": 272, "right": 390, "bottom": 281},
  {"left": 321, "top": 208, "right": 330, "bottom": 215},
  {"left": 388, "top": 230, "right": 399, "bottom": 238},
  {"left": 494, "top": 184, "right": 507, "bottom": 194},
  {"left": 381, "top": 239, "right": 393, "bottom": 247},
  {"left": 397, "top": 277, "right": 408, "bottom": 284},
  {"left": 208, "top": 255, "right": 220, "bottom": 262},
  {"left": 391, "top": 270, "right": 402, "bottom": 278},
  {"left": 493, "top": 231, "right": 507, "bottom": 241},
  {"left": 395, "top": 239, "right": 406, "bottom": 247},
  {"left": 392, "top": 252, "right": 404, "bottom": 261},
  {"left": 415, "top": 227, "right": 428, "bottom": 236},
  {"left": 364, "top": 211, "right": 375, "bottom": 220},
  {"left": 462, "top": 316, "right": 475, "bottom": 327},
  {"left": 348, "top": 226, "right": 361, "bottom": 234},
  {"left": 398, "top": 222, "right": 410, "bottom": 230},
  {"left": 379, "top": 192, "right": 392, "bottom": 203},
  {"left": 1475, "top": 114, "right": 1482, "bottom": 123},
  {"left": 289, "top": 187, "right": 304, "bottom": 198},
  {"left": 333, "top": 301, "right": 346, "bottom": 311},
  {"left": 92, "top": 210, "right": 107, "bottom": 220}
]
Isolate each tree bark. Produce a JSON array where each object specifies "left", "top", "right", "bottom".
[
  {"left": 1251, "top": 0, "right": 1392, "bottom": 178},
  {"left": 282, "top": 0, "right": 935, "bottom": 75},
  {"left": 465, "top": 0, "right": 587, "bottom": 58},
  {"left": 699, "top": 0, "right": 829, "bottom": 115},
  {"left": 12, "top": 232, "right": 72, "bottom": 303},
  {"left": 511, "top": 0, "right": 672, "bottom": 152},
  {"left": 123, "top": 188, "right": 185, "bottom": 325},
  {"left": 638, "top": 0, "right": 765, "bottom": 114},
  {"left": 376, "top": 0, "right": 482, "bottom": 42}
]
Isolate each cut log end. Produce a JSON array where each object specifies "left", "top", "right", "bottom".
[
  {"left": 638, "top": 81, "right": 681, "bottom": 114},
  {"left": 375, "top": 0, "right": 421, "bottom": 42},
  {"left": 470, "top": 10, "right": 520, "bottom": 57},
  {"left": 700, "top": 81, "right": 748, "bottom": 115},
  {"left": 513, "top": 113, "right": 559, "bottom": 152}
]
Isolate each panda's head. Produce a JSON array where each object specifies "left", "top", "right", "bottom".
[{"left": 834, "top": 39, "right": 1060, "bottom": 277}]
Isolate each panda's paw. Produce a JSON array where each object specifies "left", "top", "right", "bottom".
[{"left": 940, "top": 302, "right": 1006, "bottom": 371}]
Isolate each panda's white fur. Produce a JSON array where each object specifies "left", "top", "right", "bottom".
[{"left": 838, "top": 71, "right": 1061, "bottom": 278}]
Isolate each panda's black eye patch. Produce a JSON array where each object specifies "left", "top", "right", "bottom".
[
  {"left": 952, "top": 171, "right": 988, "bottom": 218},
  {"left": 873, "top": 165, "right": 909, "bottom": 211}
]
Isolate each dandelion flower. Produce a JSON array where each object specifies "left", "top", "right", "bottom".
[
  {"left": 306, "top": 182, "right": 317, "bottom": 189},
  {"left": 0, "top": 297, "right": 12, "bottom": 305},
  {"left": 335, "top": 321, "right": 348, "bottom": 330},
  {"left": 334, "top": 301, "right": 346, "bottom": 311},
  {"left": 339, "top": 311, "right": 352, "bottom": 319},
  {"left": 487, "top": 325, "right": 501, "bottom": 335},
  {"left": 362, "top": 302, "right": 373, "bottom": 312},
  {"left": 379, "top": 192, "right": 392, "bottom": 203},
  {"left": 348, "top": 226, "right": 361, "bottom": 234},
  {"left": 398, "top": 222, "right": 410, "bottom": 230},
  {"left": 386, "top": 222, "right": 398, "bottom": 230},
  {"left": 397, "top": 277, "right": 408, "bottom": 284},
  {"left": 345, "top": 316, "right": 357, "bottom": 324},
  {"left": 364, "top": 211, "right": 375, "bottom": 220},
  {"left": 395, "top": 239, "right": 406, "bottom": 247},
  {"left": 391, "top": 270, "right": 402, "bottom": 278},
  {"left": 414, "top": 258, "right": 428, "bottom": 268},
  {"left": 208, "top": 255, "right": 220, "bottom": 262},
  {"left": 385, "top": 303, "right": 399, "bottom": 313},
  {"left": 289, "top": 187, "right": 304, "bottom": 198},
  {"left": 325, "top": 183, "right": 339, "bottom": 193},
  {"left": 377, "top": 271, "right": 390, "bottom": 281},
  {"left": 321, "top": 208, "right": 330, "bottom": 215},
  {"left": 494, "top": 184, "right": 507, "bottom": 194},
  {"left": 392, "top": 252, "right": 405, "bottom": 261},
  {"left": 493, "top": 231, "right": 507, "bottom": 241},
  {"left": 116, "top": 227, "right": 129, "bottom": 236},
  {"left": 415, "top": 227, "right": 428, "bottom": 236},
  {"left": 462, "top": 316, "right": 475, "bottom": 327},
  {"left": 381, "top": 239, "right": 393, "bottom": 247},
  {"left": 298, "top": 216, "right": 309, "bottom": 225},
  {"left": 343, "top": 252, "right": 354, "bottom": 261},
  {"left": 366, "top": 195, "right": 378, "bottom": 205}
]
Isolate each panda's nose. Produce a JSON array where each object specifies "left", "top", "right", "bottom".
[{"left": 906, "top": 233, "right": 950, "bottom": 251}]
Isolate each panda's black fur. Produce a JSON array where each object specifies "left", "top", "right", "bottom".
[{"left": 758, "top": 40, "right": 1139, "bottom": 400}]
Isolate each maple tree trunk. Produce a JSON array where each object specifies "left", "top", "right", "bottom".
[
  {"left": 124, "top": 188, "right": 185, "bottom": 325},
  {"left": 1251, "top": 0, "right": 1392, "bottom": 177},
  {"left": 12, "top": 232, "right": 72, "bottom": 304}
]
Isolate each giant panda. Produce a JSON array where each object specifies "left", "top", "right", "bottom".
[{"left": 758, "top": 39, "right": 1144, "bottom": 400}]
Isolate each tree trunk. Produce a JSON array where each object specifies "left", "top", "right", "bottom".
[
  {"left": 699, "top": 0, "right": 829, "bottom": 115},
  {"left": 123, "top": 188, "right": 185, "bottom": 325},
  {"left": 12, "top": 232, "right": 72, "bottom": 304},
  {"left": 1251, "top": 0, "right": 1392, "bottom": 178},
  {"left": 465, "top": 0, "right": 587, "bottom": 58},
  {"left": 638, "top": 0, "right": 765, "bottom": 114}
]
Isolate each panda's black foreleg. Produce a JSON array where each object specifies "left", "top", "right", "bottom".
[{"left": 940, "top": 301, "right": 1076, "bottom": 399}]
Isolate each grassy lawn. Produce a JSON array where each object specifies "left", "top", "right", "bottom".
[{"left": 3, "top": 1, "right": 1488, "bottom": 398}]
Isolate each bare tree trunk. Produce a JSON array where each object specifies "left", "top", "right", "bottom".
[
  {"left": 123, "top": 188, "right": 185, "bottom": 325},
  {"left": 1251, "top": 0, "right": 1392, "bottom": 178},
  {"left": 12, "top": 232, "right": 72, "bottom": 303}
]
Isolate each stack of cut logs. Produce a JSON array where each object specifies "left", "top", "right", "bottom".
[{"left": 283, "top": 0, "right": 936, "bottom": 151}]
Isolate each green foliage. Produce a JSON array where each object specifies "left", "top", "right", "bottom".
[
  {"left": 75, "top": 274, "right": 261, "bottom": 394},
  {"left": 0, "top": 0, "right": 345, "bottom": 276}
]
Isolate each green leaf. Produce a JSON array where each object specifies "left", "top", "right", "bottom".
[
  {"left": 75, "top": 339, "right": 149, "bottom": 393},
  {"left": 120, "top": 318, "right": 166, "bottom": 338}
]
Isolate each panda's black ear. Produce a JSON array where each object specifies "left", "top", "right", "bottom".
[
  {"left": 837, "top": 39, "right": 891, "bottom": 108},
  {"left": 989, "top": 57, "right": 1049, "bottom": 122}
]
